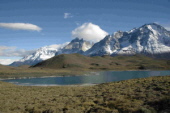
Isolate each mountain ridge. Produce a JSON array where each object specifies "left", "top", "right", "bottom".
[
  {"left": 56, "top": 38, "right": 93, "bottom": 55},
  {"left": 85, "top": 23, "right": 170, "bottom": 57},
  {"left": 10, "top": 43, "right": 68, "bottom": 66},
  {"left": 9, "top": 23, "right": 170, "bottom": 66}
]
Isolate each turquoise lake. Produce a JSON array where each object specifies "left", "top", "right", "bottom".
[{"left": 1, "top": 70, "right": 170, "bottom": 86}]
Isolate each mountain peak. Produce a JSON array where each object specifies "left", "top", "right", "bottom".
[
  {"left": 85, "top": 35, "right": 120, "bottom": 56},
  {"left": 71, "top": 37, "right": 84, "bottom": 42},
  {"left": 10, "top": 44, "right": 68, "bottom": 67},
  {"left": 142, "top": 23, "right": 160, "bottom": 27},
  {"left": 86, "top": 22, "right": 170, "bottom": 57},
  {"left": 140, "top": 23, "right": 167, "bottom": 31},
  {"left": 10, "top": 23, "right": 170, "bottom": 66},
  {"left": 146, "top": 23, "right": 160, "bottom": 26},
  {"left": 57, "top": 38, "right": 94, "bottom": 55},
  {"left": 113, "top": 31, "right": 125, "bottom": 39}
]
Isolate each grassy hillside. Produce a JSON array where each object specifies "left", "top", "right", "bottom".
[
  {"left": 33, "top": 53, "right": 170, "bottom": 70},
  {"left": 0, "top": 76, "right": 169, "bottom": 113},
  {"left": 0, "top": 64, "right": 17, "bottom": 70},
  {"left": 0, "top": 54, "right": 170, "bottom": 79}
]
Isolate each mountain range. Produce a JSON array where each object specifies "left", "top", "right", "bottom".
[
  {"left": 10, "top": 23, "right": 170, "bottom": 66},
  {"left": 56, "top": 38, "right": 94, "bottom": 55},
  {"left": 10, "top": 39, "right": 93, "bottom": 66},
  {"left": 10, "top": 43, "right": 68, "bottom": 66},
  {"left": 85, "top": 23, "right": 170, "bottom": 56}
]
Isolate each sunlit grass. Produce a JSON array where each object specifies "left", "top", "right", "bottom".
[{"left": 0, "top": 76, "right": 169, "bottom": 113}]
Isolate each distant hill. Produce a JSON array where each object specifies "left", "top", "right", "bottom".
[
  {"left": 32, "top": 53, "right": 170, "bottom": 70},
  {"left": 32, "top": 53, "right": 97, "bottom": 69},
  {"left": 0, "top": 64, "right": 16, "bottom": 70}
]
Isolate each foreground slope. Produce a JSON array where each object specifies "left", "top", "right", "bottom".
[{"left": 0, "top": 76, "right": 169, "bottom": 113}]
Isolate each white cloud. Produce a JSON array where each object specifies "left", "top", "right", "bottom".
[
  {"left": 48, "top": 42, "right": 69, "bottom": 49},
  {"left": 0, "top": 23, "right": 42, "bottom": 31},
  {"left": 72, "top": 23, "right": 108, "bottom": 42},
  {"left": 64, "top": 13, "right": 73, "bottom": 19},
  {"left": 0, "top": 46, "right": 36, "bottom": 57},
  {"left": 0, "top": 59, "right": 19, "bottom": 65},
  {"left": 0, "top": 46, "right": 35, "bottom": 65},
  {"left": 0, "top": 43, "right": 70, "bottom": 65}
]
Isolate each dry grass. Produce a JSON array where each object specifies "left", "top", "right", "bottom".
[{"left": 0, "top": 76, "right": 169, "bottom": 113}]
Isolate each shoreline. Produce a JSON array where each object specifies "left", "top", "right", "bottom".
[
  {"left": 1, "top": 69, "right": 170, "bottom": 80},
  {"left": 7, "top": 82, "right": 98, "bottom": 87},
  {"left": 1, "top": 70, "right": 170, "bottom": 87}
]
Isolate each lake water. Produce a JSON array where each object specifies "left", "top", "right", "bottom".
[{"left": 2, "top": 70, "right": 170, "bottom": 86}]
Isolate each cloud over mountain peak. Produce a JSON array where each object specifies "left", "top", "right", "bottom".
[{"left": 72, "top": 23, "right": 108, "bottom": 42}]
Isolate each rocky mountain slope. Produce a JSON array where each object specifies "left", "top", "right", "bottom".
[
  {"left": 10, "top": 38, "right": 93, "bottom": 66},
  {"left": 115, "top": 23, "right": 170, "bottom": 56},
  {"left": 85, "top": 23, "right": 170, "bottom": 57},
  {"left": 84, "top": 33, "right": 121, "bottom": 56},
  {"left": 10, "top": 23, "right": 170, "bottom": 66},
  {"left": 10, "top": 43, "right": 68, "bottom": 66},
  {"left": 56, "top": 38, "right": 93, "bottom": 55}
]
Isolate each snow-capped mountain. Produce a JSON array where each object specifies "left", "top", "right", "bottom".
[
  {"left": 10, "top": 38, "right": 93, "bottom": 66},
  {"left": 10, "top": 43, "right": 68, "bottom": 66},
  {"left": 9, "top": 23, "right": 170, "bottom": 66},
  {"left": 85, "top": 23, "right": 170, "bottom": 57},
  {"left": 56, "top": 38, "right": 93, "bottom": 55},
  {"left": 114, "top": 23, "right": 170, "bottom": 56},
  {"left": 84, "top": 35, "right": 120, "bottom": 56}
]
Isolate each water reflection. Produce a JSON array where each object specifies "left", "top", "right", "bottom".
[{"left": 2, "top": 70, "right": 170, "bottom": 86}]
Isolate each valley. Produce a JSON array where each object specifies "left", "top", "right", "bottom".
[
  {"left": 1, "top": 1, "right": 170, "bottom": 113},
  {"left": 0, "top": 54, "right": 170, "bottom": 79},
  {"left": 10, "top": 23, "right": 170, "bottom": 67}
]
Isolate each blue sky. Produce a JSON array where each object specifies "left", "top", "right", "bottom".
[{"left": 0, "top": 0, "right": 170, "bottom": 64}]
